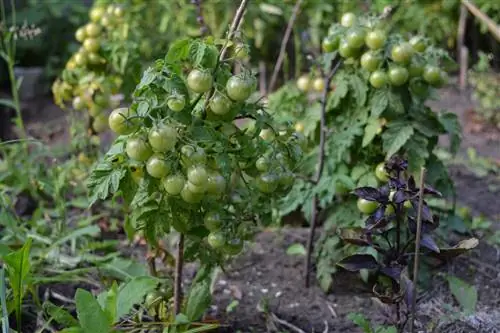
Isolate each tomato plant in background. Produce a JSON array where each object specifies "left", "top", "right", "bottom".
[
  {"left": 267, "top": 12, "right": 462, "bottom": 292},
  {"left": 86, "top": 28, "right": 303, "bottom": 322}
]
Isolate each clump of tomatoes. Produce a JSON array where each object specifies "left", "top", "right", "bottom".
[
  {"left": 100, "top": 38, "right": 303, "bottom": 257},
  {"left": 321, "top": 12, "right": 447, "bottom": 91}
]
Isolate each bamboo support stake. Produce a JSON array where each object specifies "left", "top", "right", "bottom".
[
  {"left": 462, "top": 0, "right": 500, "bottom": 42},
  {"left": 457, "top": 4, "right": 468, "bottom": 91}
]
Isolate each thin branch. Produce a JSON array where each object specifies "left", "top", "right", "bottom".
[
  {"left": 409, "top": 167, "right": 426, "bottom": 333},
  {"left": 270, "top": 312, "right": 306, "bottom": 333},
  {"left": 462, "top": 0, "right": 500, "bottom": 42},
  {"left": 219, "top": 0, "right": 249, "bottom": 61},
  {"left": 173, "top": 234, "right": 185, "bottom": 315},
  {"left": 267, "top": 0, "right": 304, "bottom": 93},
  {"left": 304, "top": 59, "right": 342, "bottom": 288}
]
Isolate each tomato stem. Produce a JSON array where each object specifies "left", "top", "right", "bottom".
[{"left": 173, "top": 233, "right": 185, "bottom": 315}]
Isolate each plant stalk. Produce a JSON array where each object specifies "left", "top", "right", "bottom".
[
  {"left": 173, "top": 233, "right": 184, "bottom": 315},
  {"left": 409, "top": 167, "right": 426, "bottom": 333}
]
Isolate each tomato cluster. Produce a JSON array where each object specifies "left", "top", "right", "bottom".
[
  {"left": 103, "top": 40, "right": 303, "bottom": 256},
  {"left": 322, "top": 13, "right": 447, "bottom": 91}
]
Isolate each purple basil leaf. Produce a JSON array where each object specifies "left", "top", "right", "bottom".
[
  {"left": 401, "top": 274, "right": 414, "bottom": 307},
  {"left": 379, "top": 184, "right": 390, "bottom": 199},
  {"left": 337, "top": 254, "right": 379, "bottom": 271},
  {"left": 368, "top": 217, "right": 392, "bottom": 230},
  {"left": 410, "top": 200, "right": 433, "bottom": 222},
  {"left": 421, "top": 234, "right": 440, "bottom": 253},
  {"left": 373, "top": 205, "right": 386, "bottom": 222},
  {"left": 353, "top": 187, "right": 381, "bottom": 201},
  {"left": 407, "top": 176, "right": 416, "bottom": 191},
  {"left": 408, "top": 217, "right": 438, "bottom": 235},
  {"left": 424, "top": 185, "right": 442, "bottom": 197},
  {"left": 381, "top": 266, "right": 402, "bottom": 281},
  {"left": 393, "top": 190, "right": 407, "bottom": 204}
]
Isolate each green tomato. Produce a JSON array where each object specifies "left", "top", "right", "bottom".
[
  {"left": 322, "top": 35, "right": 340, "bottom": 53},
  {"left": 255, "top": 157, "right": 270, "bottom": 172},
  {"left": 369, "top": 70, "right": 388, "bottom": 88},
  {"left": 92, "top": 114, "right": 108, "bottom": 133},
  {"left": 408, "top": 61, "right": 424, "bottom": 77},
  {"left": 204, "top": 211, "right": 223, "bottom": 231},
  {"left": 113, "top": 6, "right": 125, "bottom": 18},
  {"left": 409, "top": 36, "right": 426, "bottom": 52},
  {"left": 167, "top": 95, "right": 186, "bottom": 112},
  {"left": 346, "top": 28, "right": 366, "bottom": 49},
  {"left": 83, "top": 38, "right": 100, "bottom": 53},
  {"left": 226, "top": 75, "right": 255, "bottom": 102},
  {"left": 180, "top": 185, "right": 203, "bottom": 204},
  {"left": 391, "top": 43, "right": 413, "bottom": 64},
  {"left": 162, "top": 174, "right": 185, "bottom": 195},
  {"left": 385, "top": 204, "right": 395, "bottom": 215},
  {"left": 410, "top": 79, "right": 429, "bottom": 97},
  {"left": 187, "top": 166, "right": 208, "bottom": 187},
  {"left": 423, "top": 66, "right": 445, "bottom": 87},
  {"left": 259, "top": 129, "right": 275, "bottom": 142},
  {"left": 341, "top": 12, "right": 356, "bottom": 27},
  {"left": 187, "top": 181, "right": 206, "bottom": 194},
  {"left": 130, "top": 164, "right": 144, "bottom": 184},
  {"left": 89, "top": 104, "right": 103, "bottom": 117},
  {"left": 209, "top": 92, "right": 232, "bottom": 115},
  {"left": 85, "top": 23, "right": 102, "bottom": 37},
  {"left": 90, "top": 6, "right": 105, "bottom": 22},
  {"left": 126, "top": 137, "right": 153, "bottom": 162},
  {"left": 296, "top": 75, "right": 310, "bottom": 92},
  {"left": 360, "top": 51, "right": 381, "bottom": 72},
  {"left": 375, "top": 162, "right": 389, "bottom": 182},
  {"left": 278, "top": 171, "right": 294, "bottom": 188},
  {"left": 357, "top": 198, "right": 378, "bottom": 214},
  {"left": 223, "top": 238, "right": 244, "bottom": 255},
  {"left": 88, "top": 52, "right": 105, "bottom": 65},
  {"left": 94, "top": 93, "right": 109, "bottom": 108},
  {"left": 207, "top": 231, "right": 225, "bottom": 249},
  {"left": 187, "top": 69, "right": 213, "bottom": 93},
  {"left": 75, "top": 27, "right": 86, "bottom": 42},
  {"left": 108, "top": 108, "right": 138, "bottom": 135},
  {"left": 72, "top": 96, "right": 86, "bottom": 111},
  {"left": 74, "top": 51, "right": 88, "bottom": 67},
  {"left": 148, "top": 125, "right": 177, "bottom": 152},
  {"left": 255, "top": 173, "right": 279, "bottom": 193},
  {"left": 146, "top": 155, "right": 170, "bottom": 178},
  {"left": 312, "top": 78, "right": 325, "bottom": 92},
  {"left": 206, "top": 172, "right": 226, "bottom": 194},
  {"left": 389, "top": 67, "right": 409, "bottom": 86},
  {"left": 233, "top": 43, "right": 248, "bottom": 59},
  {"left": 338, "top": 39, "right": 356, "bottom": 58},
  {"left": 365, "top": 30, "right": 386, "bottom": 50}
]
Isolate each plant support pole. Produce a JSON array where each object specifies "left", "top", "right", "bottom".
[
  {"left": 304, "top": 60, "right": 342, "bottom": 288},
  {"left": 268, "top": 0, "right": 304, "bottom": 93},
  {"left": 173, "top": 234, "right": 185, "bottom": 315},
  {"left": 457, "top": 4, "right": 468, "bottom": 91},
  {"left": 409, "top": 167, "right": 426, "bottom": 333}
]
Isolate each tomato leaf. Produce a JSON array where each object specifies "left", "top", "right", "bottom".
[
  {"left": 166, "top": 38, "right": 191, "bottom": 63},
  {"left": 116, "top": 277, "right": 158, "bottom": 319},
  {"left": 87, "top": 162, "right": 127, "bottom": 206},
  {"left": 370, "top": 90, "right": 388, "bottom": 118},
  {"left": 438, "top": 112, "right": 461, "bottom": 155},
  {"left": 75, "top": 289, "right": 110, "bottom": 333},
  {"left": 382, "top": 124, "right": 414, "bottom": 159},
  {"left": 185, "top": 277, "right": 212, "bottom": 321},
  {"left": 362, "top": 118, "right": 381, "bottom": 147}
]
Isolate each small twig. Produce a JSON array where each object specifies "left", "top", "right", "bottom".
[
  {"left": 409, "top": 167, "right": 426, "bottom": 333},
  {"left": 173, "top": 234, "right": 185, "bottom": 315},
  {"left": 267, "top": 0, "right": 304, "bottom": 93},
  {"left": 304, "top": 59, "right": 342, "bottom": 288},
  {"left": 219, "top": 0, "right": 249, "bottom": 61},
  {"left": 270, "top": 312, "right": 306, "bottom": 333}
]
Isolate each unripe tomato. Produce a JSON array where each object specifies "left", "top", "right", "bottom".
[
  {"left": 148, "top": 125, "right": 177, "bottom": 152},
  {"left": 89, "top": 104, "right": 103, "bottom": 117},
  {"left": 187, "top": 69, "right": 213, "bottom": 93},
  {"left": 255, "top": 173, "right": 279, "bottom": 193},
  {"left": 296, "top": 75, "right": 310, "bottom": 92},
  {"left": 88, "top": 52, "right": 105, "bottom": 65},
  {"left": 360, "top": 51, "right": 381, "bottom": 72},
  {"left": 74, "top": 52, "right": 88, "bottom": 67},
  {"left": 278, "top": 171, "right": 294, "bottom": 188},
  {"left": 365, "top": 30, "right": 386, "bottom": 50},
  {"left": 204, "top": 211, "right": 223, "bottom": 231},
  {"left": 146, "top": 155, "right": 170, "bottom": 178},
  {"left": 369, "top": 70, "right": 388, "bottom": 88},
  {"left": 66, "top": 59, "right": 76, "bottom": 70},
  {"left": 187, "top": 181, "right": 207, "bottom": 194},
  {"left": 126, "top": 137, "right": 153, "bottom": 162},
  {"left": 410, "top": 79, "right": 429, "bottom": 97},
  {"left": 130, "top": 164, "right": 144, "bottom": 184},
  {"left": 341, "top": 12, "right": 356, "bottom": 27},
  {"left": 385, "top": 204, "right": 395, "bottom": 215},
  {"left": 83, "top": 38, "right": 100, "bottom": 53},
  {"left": 389, "top": 67, "right": 409, "bottom": 86},
  {"left": 113, "top": 6, "right": 125, "bottom": 18},
  {"left": 90, "top": 6, "right": 105, "bottom": 22},
  {"left": 338, "top": 39, "right": 356, "bottom": 58},
  {"left": 357, "top": 198, "right": 378, "bottom": 214},
  {"left": 255, "top": 157, "right": 270, "bottom": 172},
  {"left": 346, "top": 28, "right": 366, "bottom": 49},
  {"left": 375, "top": 162, "right": 389, "bottom": 182},
  {"left": 207, "top": 231, "right": 225, "bottom": 249},
  {"left": 75, "top": 27, "right": 86, "bottom": 42},
  {"left": 167, "top": 95, "right": 185, "bottom": 112},
  {"left": 72, "top": 96, "right": 85, "bottom": 111},
  {"left": 409, "top": 36, "right": 426, "bottom": 52},
  {"left": 187, "top": 166, "right": 208, "bottom": 187},
  {"left": 233, "top": 43, "right": 248, "bottom": 59},
  {"left": 209, "top": 93, "right": 232, "bottom": 115},
  {"left": 259, "top": 129, "right": 275, "bottom": 142},
  {"left": 226, "top": 75, "right": 255, "bottom": 101},
  {"left": 162, "top": 174, "right": 185, "bottom": 195},
  {"left": 312, "top": 78, "right": 325, "bottom": 92},
  {"left": 408, "top": 61, "right": 424, "bottom": 77},
  {"left": 391, "top": 43, "right": 413, "bottom": 64},
  {"left": 423, "top": 66, "right": 445, "bottom": 87},
  {"left": 101, "top": 14, "right": 113, "bottom": 27},
  {"left": 108, "top": 108, "right": 138, "bottom": 135},
  {"left": 180, "top": 185, "right": 203, "bottom": 204},
  {"left": 85, "top": 23, "right": 102, "bottom": 37},
  {"left": 322, "top": 35, "right": 340, "bottom": 53},
  {"left": 206, "top": 172, "right": 226, "bottom": 194},
  {"left": 294, "top": 122, "right": 304, "bottom": 133},
  {"left": 94, "top": 93, "right": 109, "bottom": 108},
  {"left": 92, "top": 114, "right": 108, "bottom": 133},
  {"left": 223, "top": 238, "right": 244, "bottom": 255}
]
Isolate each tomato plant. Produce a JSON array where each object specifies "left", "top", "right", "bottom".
[
  {"left": 87, "top": 37, "right": 302, "bottom": 321},
  {"left": 268, "top": 13, "right": 461, "bottom": 292}
]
